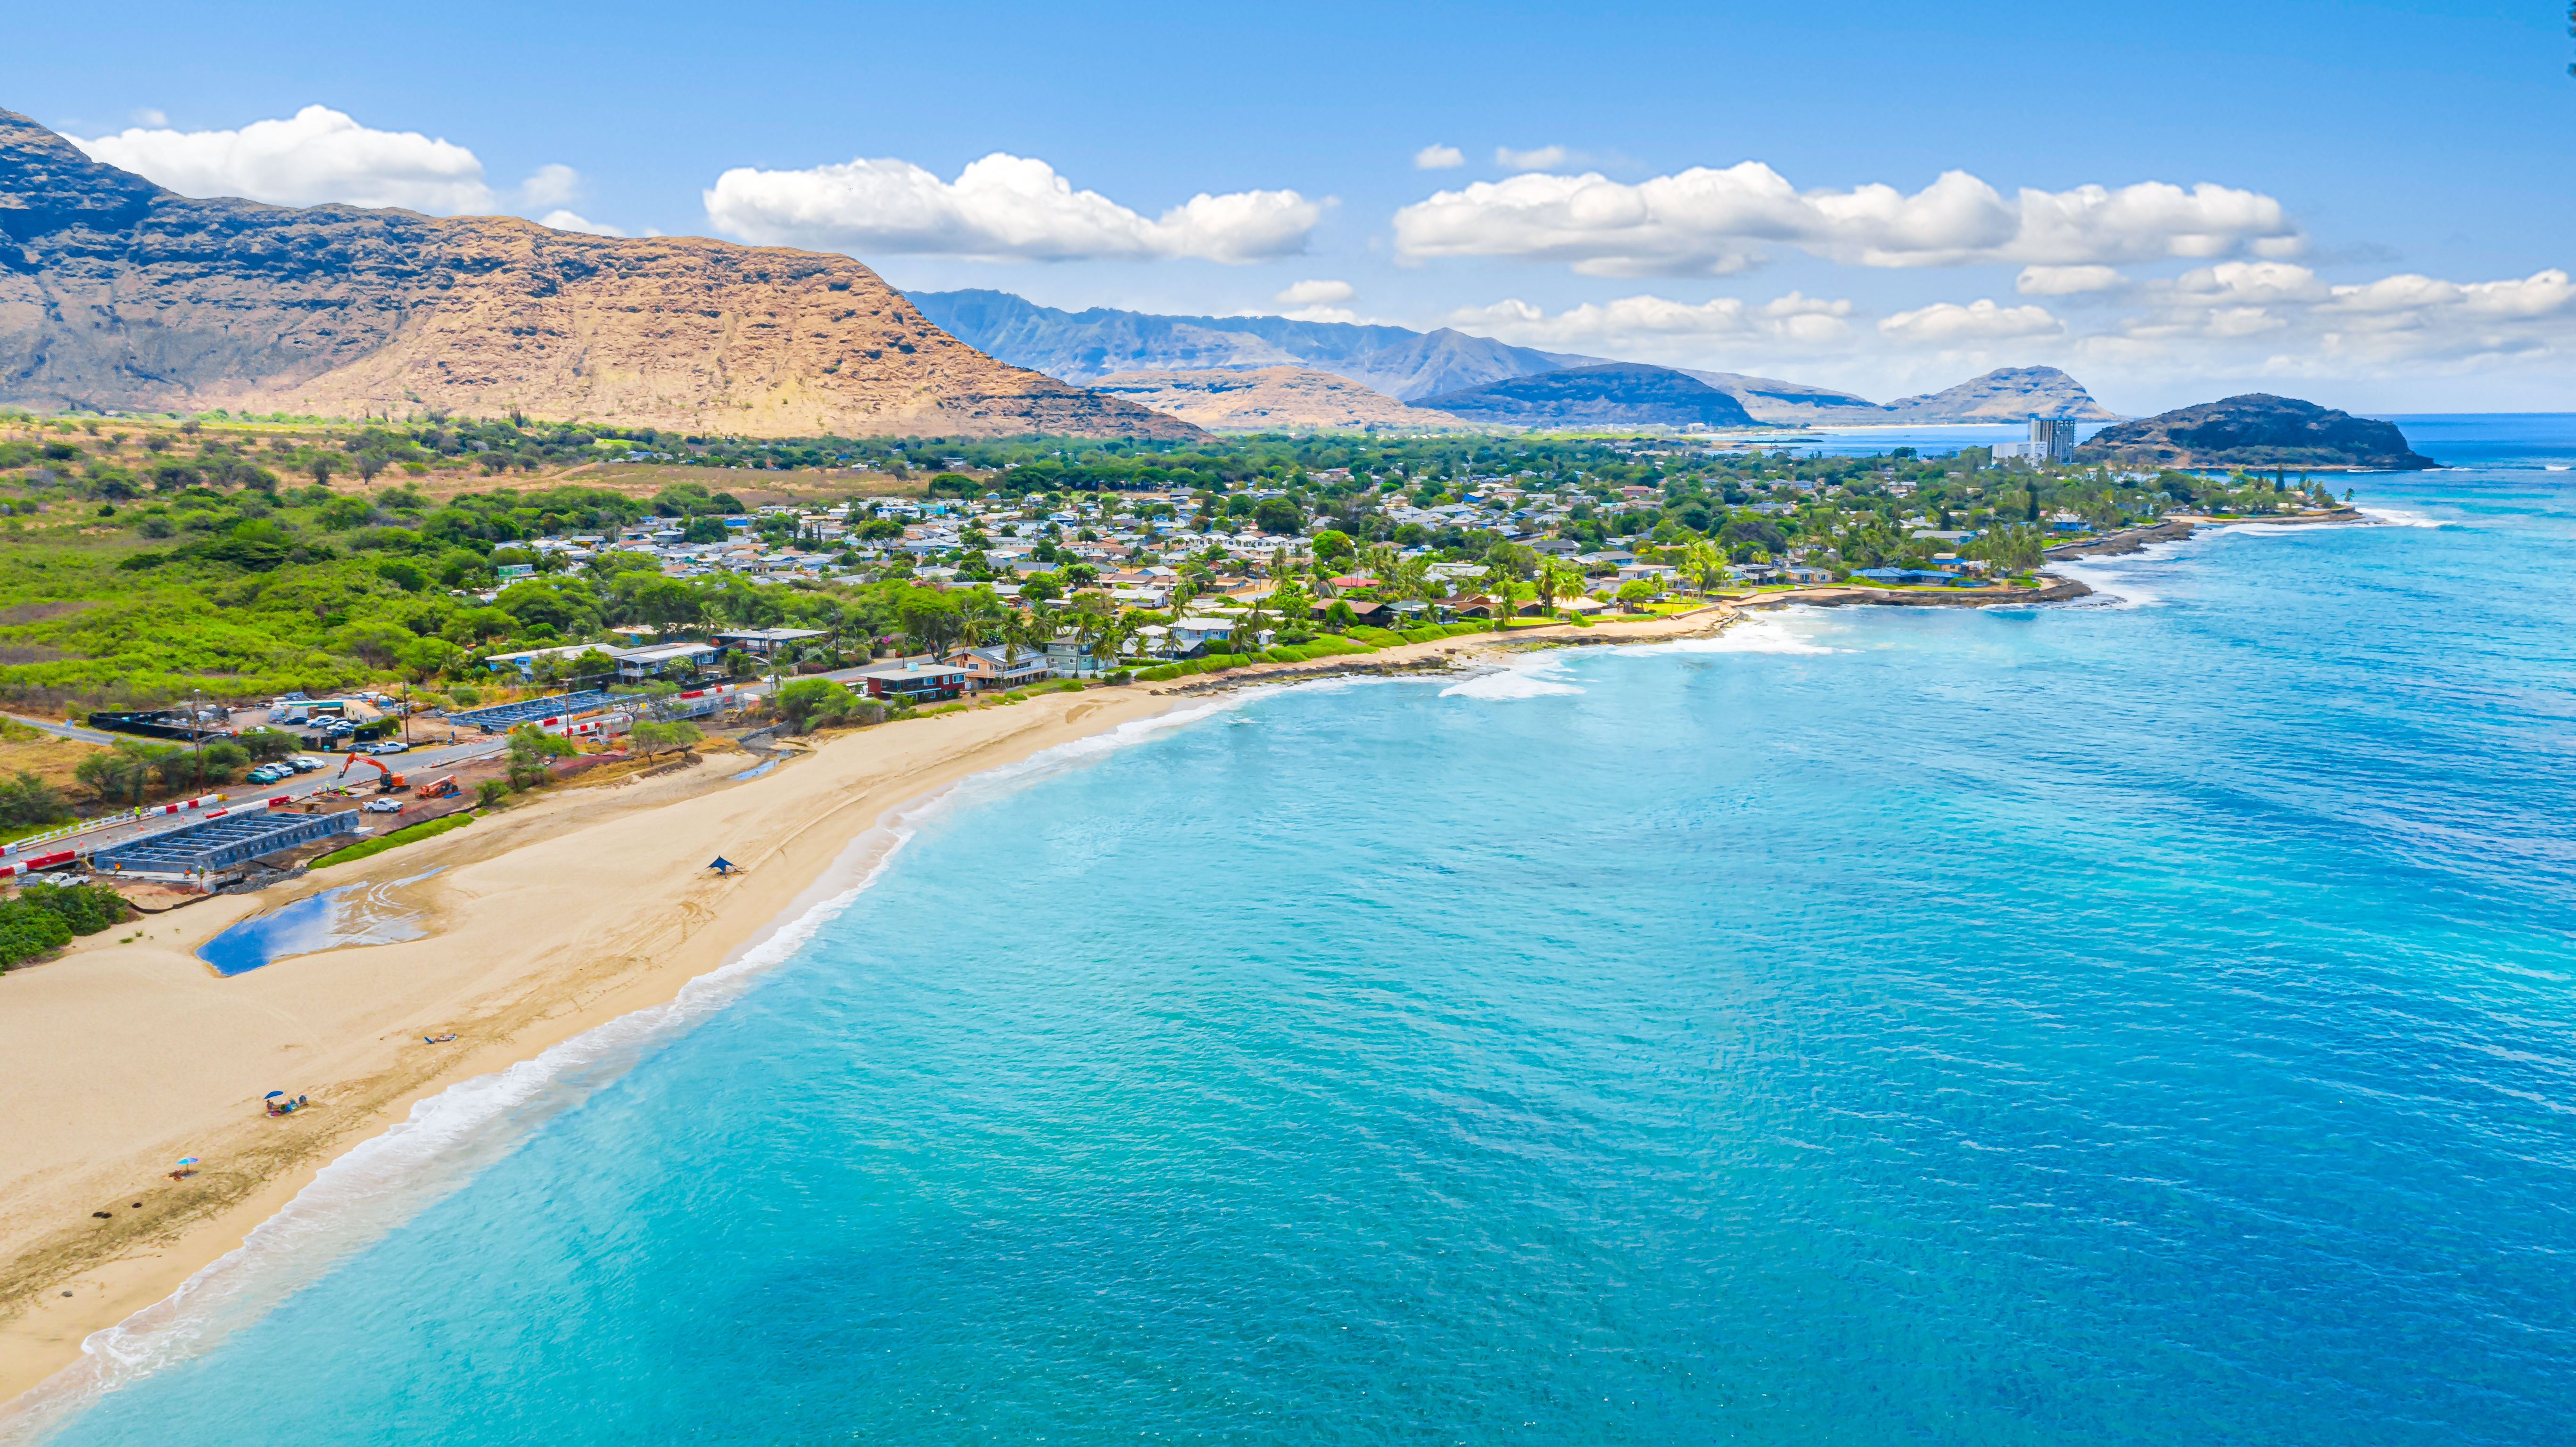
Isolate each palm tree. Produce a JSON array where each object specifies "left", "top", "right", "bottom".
[
  {"left": 1683, "top": 540, "right": 1727, "bottom": 596},
  {"left": 998, "top": 611, "right": 1040, "bottom": 670},
  {"left": 1533, "top": 561, "right": 1566, "bottom": 618},
  {"left": 1090, "top": 613, "right": 1135, "bottom": 673}
]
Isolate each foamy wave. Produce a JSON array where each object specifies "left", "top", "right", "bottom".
[
  {"left": 0, "top": 696, "right": 1246, "bottom": 1442},
  {"left": 2356, "top": 505, "right": 2448, "bottom": 529},
  {"left": 1441, "top": 653, "right": 1584, "bottom": 699},
  {"left": 2043, "top": 558, "right": 2154, "bottom": 608},
  {"left": 1628, "top": 611, "right": 1844, "bottom": 655}
]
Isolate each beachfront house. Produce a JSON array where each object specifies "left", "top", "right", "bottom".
[
  {"left": 847, "top": 658, "right": 968, "bottom": 704},
  {"left": 1168, "top": 616, "right": 1237, "bottom": 653},
  {"left": 943, "top": 645, "right": 1053, "bottom": 692},
  {"left": 1043, "top": 638, "right": 1098, "bottom": 677}
]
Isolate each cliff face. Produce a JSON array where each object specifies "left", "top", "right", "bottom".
[
  {"left": 2074, "top": 394, "right": 2434, "bottom": 470},
  {"left": 0, "top": 107, "right": 1197, "bottom": 439}
]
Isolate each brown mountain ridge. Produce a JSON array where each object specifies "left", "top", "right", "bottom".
[{"left": 0, "top": 106, "right": 1197, "bottom": 439}]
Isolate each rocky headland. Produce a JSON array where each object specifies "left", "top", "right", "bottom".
[{"left": 2073, "top": 394, "right": 2434, "bottom": 470}]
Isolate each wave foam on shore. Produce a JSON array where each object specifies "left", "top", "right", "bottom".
[{"left": 0, "top": 695, "right": 1247, "bottom": 1442}]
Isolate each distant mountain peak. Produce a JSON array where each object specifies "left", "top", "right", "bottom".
[
  {"left": 1880, "top": 365, "right": 2121, "bottom": 423},
  {"left": 1412, "top": 363, "right": 1758, "bottom": 429}
]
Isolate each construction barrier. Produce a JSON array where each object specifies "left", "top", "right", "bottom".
[
  {"left": 0, "top": 793, "right": 229, "bottom": 857},
  {"left": 0, "top": 850, "right": 78, "bottom": 878},
  {"left": 549, "top": 712, "right": 632, "bottom": 740}
]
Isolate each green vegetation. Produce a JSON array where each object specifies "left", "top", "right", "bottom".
[
  {"left": 0, "top": 881, "right": 131, "bottom": 969},
  {"left": 0, "top": 411, "right": 2345, "bottom": 722},
  {"left": 309, "top": 812, "right": 475, "bottom": 870}
]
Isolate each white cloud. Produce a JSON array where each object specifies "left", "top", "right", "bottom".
[
  {"left": 1879, "top": 298, "right": 2064, "bottom": 345},
  {"left": 2107, "top": 263, "right": 2576, "bottom": 367},
  {"left": 1413, "top": 144, "right": 1465, "bottom": 171},
  {"left": 2017, "top": 264, "right": 2126, "bottom": 296},
  {"left": 1392, "top": 163, "right": 2305, "bottom": 277},
  {"left": 1494, "top": 144, "right": 1571, "bottom": 172},
  {"left": 1436, "top": 291, "right": 1856, "bottom": 356},
  {"left": 71, "top": 105, "right": 500, "bottom": 213},
  {"left": 519, "top": 163, "right": 583, "bottom": 207},
  {"left": 1275, "top": 279, "right": 1354, "bottom": 305},
  {"left": 539, "top": 210, "right": 625, "bottom": 237},
  {"left": 129, "top": 107, "right": 166, "bottom": 128},
  {"left": 703, "top": 152, "right": 1320, "bottom": 264}
]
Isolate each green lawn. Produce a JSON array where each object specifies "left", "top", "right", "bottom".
[{"left": 309, "top": 810, "right": 476, "bottom": 869}]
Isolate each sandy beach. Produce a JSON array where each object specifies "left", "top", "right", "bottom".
[
  {"left": 0, "top": 612, "right": 1753, "bottom": 1406},
  {"left": 0, "top": 684, "right": 1190, "bottom": 1403}
]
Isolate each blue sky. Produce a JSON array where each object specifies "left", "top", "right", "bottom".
[{"left": 17, "top": 0, "right": 2575, "bottom": 411}]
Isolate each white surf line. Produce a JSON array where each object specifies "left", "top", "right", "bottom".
[{"left": 0, "top": 693, "right": 1257, "bottom": 1440}]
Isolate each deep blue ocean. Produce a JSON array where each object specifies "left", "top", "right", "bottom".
[{"left": 20, "top": 416, "right": 2576, "bottom": 1446}]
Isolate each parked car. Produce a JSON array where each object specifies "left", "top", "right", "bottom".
[
  {"left": 246, "top": 766, "right": 286, "bottom": 784},
  {"left": 367, "top": 740, "right": 410, "bottom": 755},
  {"left": 361, "top": 798, "right": 404, "bottom": 814},
  {"left": 288, "top": 756, "right": 325, "bottom": 772}
]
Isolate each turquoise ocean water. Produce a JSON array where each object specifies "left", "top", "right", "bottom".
[{"left": 17, "top": 416, "right": 2576, "bottom": 1445}]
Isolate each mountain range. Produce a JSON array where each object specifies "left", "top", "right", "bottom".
[
  {"left": 911, "top": 289, "right": 2120, "bottom": 427},
  {"left": 908, "top": 289, "right": 1596, "bottom": 401},
  {"left": 0, "top": 97, "right": 2124, "bottom": 440},
  {"left": 1413, "top": 364, "right": 1759, "bottom": 429},
  {"left": 1087, "top": 367, "right": 1466, "bottom": 432},
  {"left": 0, "top": 107, "right": 1194, "bottom": 439}
]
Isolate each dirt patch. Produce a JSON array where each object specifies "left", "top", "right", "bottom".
[
  {"left": 0, "top": 729, "right": 100, "bottom": 793},
  {"left": 0, "top": 601, "right": 94, "bottom": 625}
]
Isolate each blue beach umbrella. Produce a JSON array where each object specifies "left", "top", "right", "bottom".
[
  {"left": 264, "top": 1091, "right": 284, "bottom": 1100},
  {"left": 177, "top": 1158, "right": 197, "bottom": 1166}
]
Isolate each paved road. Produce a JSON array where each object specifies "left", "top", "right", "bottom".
[
  {"left": 4, "top": 712, "right": 118, "bottom": 746},
  {"left": 23, "top": 735, "right": 512, "bottom": 861}
]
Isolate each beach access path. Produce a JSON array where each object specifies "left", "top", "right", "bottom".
[{"left": 0, "top": 685, "right": 1172, "bottom": 1404}]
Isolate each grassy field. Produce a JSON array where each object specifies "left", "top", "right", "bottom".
[{"left": 308, "top": 811, "right": 477, "bottom": 869}]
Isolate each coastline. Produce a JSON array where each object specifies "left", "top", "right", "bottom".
[
  {"left": 0, "top": 575, "right": 2172, "bottom": 1408},
  {"left": 0, "top": 686, "right": 1179, "bottom": 1407},
  {"left": 0, "top": 611, "right": 1781, "bottom": 1408}
]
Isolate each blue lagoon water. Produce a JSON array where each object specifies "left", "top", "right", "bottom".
[{"left": 24, "top": 420, "right": 2576, "bottom": 1445}]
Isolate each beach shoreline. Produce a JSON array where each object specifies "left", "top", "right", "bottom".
[
  {"left": 0, "top": 685, "right": 1188, "bottom": 1409},
  {"left": 0, "top": 613, "right": 1751, "bottom": 1412}
]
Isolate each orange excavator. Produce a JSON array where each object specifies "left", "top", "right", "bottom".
[
  {"left": 413, "top": 775, "right": 459, "bottom": 800},
  {"left": 337, "top": 753, "right": 407, "bottom": 793}
]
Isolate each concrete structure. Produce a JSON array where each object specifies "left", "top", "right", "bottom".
[
  {"left": 448, "top": 690, "right": 619, "bottom": 732},
  {"left": 1994, "top": 418, "right": 2080, "bottom": 464},
  {"left": 482, "top": 644, "right": 605, "bottom": 678},
  {"left": 94, "top": 808, "right": 356, "bottom": 877}
]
